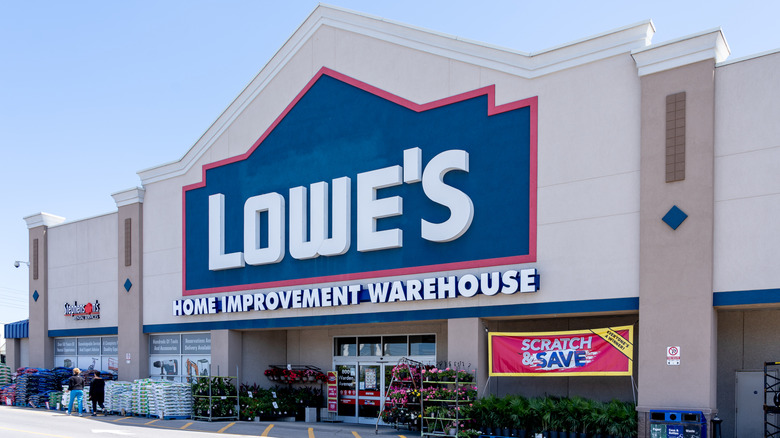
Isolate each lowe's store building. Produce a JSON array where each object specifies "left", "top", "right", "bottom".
[{"left": 5, "top": 6, "right": 780, "bottom": 437}]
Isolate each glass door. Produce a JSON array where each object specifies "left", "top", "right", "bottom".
[
  {"left": 332, "top": 334, "right": 437, "bottom": 423},
  {"left": 334, "top": 362, "right": 389, "bottom": 423},
  {"left": 336, "top": 364, "right": 357, "bottom": 419},
  {"left": 357, "top": 363, "right": 383, "bottom": 423}
]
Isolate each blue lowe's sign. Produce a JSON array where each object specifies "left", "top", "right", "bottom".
[{"left": 182, "top": 68, "right": 537, "bottom": 295}]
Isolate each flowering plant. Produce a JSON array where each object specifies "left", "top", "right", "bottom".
[
  {"left": 457, "top": 429, "right": 481, "bottom": 438},
  {"left": 264, "top": 368, "right": 282, "bottom": 380},
  {"left": 422, "top": 367, "right": 474, "bottom": 382},
  {"left": 457, "top": 370, "right": 475, "bottom": 382},
  {"left": 392, "top": 364, "right": 421, "bottom": 381},
  {"left": 283, "top": 369, "right": 303, "bottom": 381},
  {"left": 439, "top": 368, "right": 457, "bottom": 381}
]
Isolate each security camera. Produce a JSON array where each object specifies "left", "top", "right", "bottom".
[{"left": 14, "top": 261, "right": 20, "bottom": 268}]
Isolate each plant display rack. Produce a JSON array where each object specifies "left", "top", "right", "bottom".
[
  {"left": 192, "top": 374, "right": 239, "bottom": 422},
  {"left": 377, "top": 358, "right": 424, "bottom": 432},
  {"left": 766, "top": 361, "right": 780, "bottom": 438},
  {"left": 421, "top": 369, "right": 477, "bottom": 438},
  {"left": 265, "top": 365, "right": 326, "bottom": 384}
]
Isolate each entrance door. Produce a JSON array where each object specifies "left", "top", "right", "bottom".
[
  {"left": 357, "top": 364, "right": 384, "bottom": 424},
  {"left": 335, "top": 362, "right": 388, "bottom": 423}
]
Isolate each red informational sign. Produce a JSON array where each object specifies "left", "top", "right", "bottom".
[
  {"left": 327, "top": 371, "right": 338, "bottom": 413},
  {"left": 489, "top": 326, "right": 633, "bottom": 376}
]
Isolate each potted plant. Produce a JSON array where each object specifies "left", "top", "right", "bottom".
[
  {"left": 604, "top": 400, "right": 636, "bottom": 438},
  {"left": 528, "top": 396, "right": 559, "bottom": 438},
  {"left": 439, "top": 368, "right": 457, "bottom": 382},
  {"left": 498, "top": 396, "right": 513, "bottom": 437},
  {"left": 423, "top": 368, "right": 439, "bottom": 382},
  {"left": 457, "top": 429, "right": 482, "bottom": 438},
  {"left": 456, "top": 370, "right": 475, "bottom": 382},
  {"left": 509, "top": 395, "right": 529, "bottom": 438},
  {"left": 560, "top": 397, "right": 582, "bottom": 438},
  {"left": 393, "top": 364, "right": 411, "bottom": 381}
]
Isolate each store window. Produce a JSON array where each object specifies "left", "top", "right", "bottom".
[
  {"left": 410, "top": 334, "right": 436, "bottom": 356},
  {"left": 333, "top": 334, "right": 436, "bottom": 359},
  {"left": 358, "top": 336, "right": 381, "bottom": 356},
  {"left": 54, "top": 336, "right": 119, "bottom": 375},
  {"left": 335, "top": 337, "right": 357, "bottom": 356},
  {"left": 383, "top": 336, "right": 408, "bottom": 356},
  {"left": 149, "top": 333, "right": 211, "bottom": 382}
]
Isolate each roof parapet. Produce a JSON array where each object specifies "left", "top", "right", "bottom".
[{"left": 632, "top": 28, "right": 730, "bottom": 76}]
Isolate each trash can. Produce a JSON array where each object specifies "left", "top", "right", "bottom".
[
  {"left": 305, "top": 406, "right": 319, "bottom": 422},
  {"left": 649, "top": 410, "right": 707, "bottom": 438}
]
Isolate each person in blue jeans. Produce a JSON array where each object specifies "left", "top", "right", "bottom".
[{"left": 67, "top": 368, "right": 85, "bottom": 416}]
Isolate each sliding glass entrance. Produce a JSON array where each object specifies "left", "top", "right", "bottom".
[{"left": 333, "top": 334, "right": 435, "bottom": 424}]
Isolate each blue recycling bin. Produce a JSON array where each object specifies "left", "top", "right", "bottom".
[{"left": 649, "top": 410, "right": 707, "bottom": 438}]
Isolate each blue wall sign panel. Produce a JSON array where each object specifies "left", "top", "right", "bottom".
[{"left": 183, "top": 68, "right": 537, "bottom": 295}]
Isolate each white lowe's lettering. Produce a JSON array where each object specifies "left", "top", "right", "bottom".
[
  {"left": 173, "top": 268, "right": 539, "bottom": 316},
  {"left": 207, "top": 148, "right": 474, "bottom": 271}
]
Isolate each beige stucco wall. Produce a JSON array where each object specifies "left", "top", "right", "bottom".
[
  {"left": 713, "top": 52, "right": 780, "bottom": 293},
  {"left": 637, "top": 59, "right": 717, "bottom": 415},
  {"left": 117, "top": 198, "right": 147, "bottom": 381},
  {"left": 47, "top": 213, "right": 118, "bottom": 331}
]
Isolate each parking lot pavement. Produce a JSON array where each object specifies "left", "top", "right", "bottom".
[{"left": 88, "top": 413, "right": 413, "bottom": 437}]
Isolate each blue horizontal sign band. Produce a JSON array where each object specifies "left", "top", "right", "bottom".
[
  {"left": 713, "top": 288, "right": 780, "bottom": 307},
  {"left": 143, "top": 297, "right": 639, "bottom": 333},
  {"left": 48, "top": 327, "right": 118, "bottom": 338}
]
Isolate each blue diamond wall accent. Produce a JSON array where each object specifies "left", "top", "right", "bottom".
[
  {"left": 124, "top": 279, "right": 133, "bottom": 292},
  {"left": 33, "top": 290, "right": 39, "bottom": 302},
  {"left": 663, "top": 205, "right": 688, "bottom": 230}
]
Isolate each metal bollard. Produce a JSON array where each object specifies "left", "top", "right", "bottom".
[{"left": 711, "top": 414, "right": 722, "bottom": 438}]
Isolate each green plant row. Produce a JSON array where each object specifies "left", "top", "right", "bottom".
[
  {"left": 192, "top": 376, "right": 239, "bottom": 419},
  {"left": 469, "top": 395, "right": 637, "bottom": 438},
  {"left": 238, "top": 383, "right": 323, "bottom": 421}
]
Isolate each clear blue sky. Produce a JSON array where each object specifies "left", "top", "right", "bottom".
[{"left": 1, "top": 0, "right": 777, "bottom": 325}]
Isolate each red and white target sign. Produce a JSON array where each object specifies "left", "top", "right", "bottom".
[{"left": 666, "top": 346, "right": 681, "bottom": 366}]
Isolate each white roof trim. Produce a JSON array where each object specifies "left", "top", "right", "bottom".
[
  {"left": 47, "top": 211, "right": 117, "bottom": 229},
  {"left": 717, "top": 47, "right": 780, "bottom": 67},
  {"left": 138, "top": 4, "right": 655, "bottom": 185},
  {"left": 632, "top": 28, "right": 730, "bottom": 76},
  {"left": 112, "top": 187, "right": 146, "bottom": 207},
  {"left": 23, "top": 212, "right": 66, "bottom": 229}
]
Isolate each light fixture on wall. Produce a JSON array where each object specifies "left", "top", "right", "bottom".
[{"left": 13, "top": 260, "right": 29, "bottom": 268}]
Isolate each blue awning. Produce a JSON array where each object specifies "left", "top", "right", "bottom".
[{"left": 4, "top": 319, "right": 28, "bottom": 339}]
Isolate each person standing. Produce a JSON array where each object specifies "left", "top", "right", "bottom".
[
  {"left": 67, "top": 368, "right": 85, "bottom": 416},
  {"left": 89, "top": 373, "right": 106, "bottom": 416}
]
